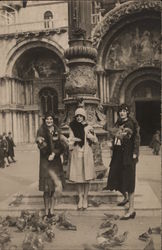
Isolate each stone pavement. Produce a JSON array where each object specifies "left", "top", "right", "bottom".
[
  {"left": 0, "top": 144, "right": 161, "bottom": 217},
  {"left": 0, "top": 144, "right": 161, "bottom": 250},
  {"left": 0, "top": 213, "right": 161, "bottom": 250}
]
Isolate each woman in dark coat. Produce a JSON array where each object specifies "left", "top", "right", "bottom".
[
  {"left": 36, "top": 112, "right": 66, "bottom": 218},
  {"left": 103, "top": 104, "right": 140, "bottom": 219}
]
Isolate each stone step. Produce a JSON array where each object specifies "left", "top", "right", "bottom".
[
  {"left": 65, "top": 178, "right": 108, "bottom": 191},
  {"left": 9, "top": 191, "right": 131, "bottom": 205},
  {"left": 0, "top": 181, "right": 160, "bottom": 217}
]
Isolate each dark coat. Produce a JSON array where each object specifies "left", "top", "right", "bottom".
[
  {"left": 0, "top": 141, "right": 5, "bottom": 167},
  {"left": 36, "top": 123, "right": 65, "bottom": 192},
  {"left": 107, "top": 117, "right": 140, "bottom": 193},
  {"left": 112, "top": 117, "right": 140, "bottom": 165},
  {"left": 6, "top": 137, "right": 16, "bottom": 157}
]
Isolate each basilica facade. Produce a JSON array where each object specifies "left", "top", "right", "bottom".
[{"left": 0, "top": 0, "right": 160, "bottom": 145}]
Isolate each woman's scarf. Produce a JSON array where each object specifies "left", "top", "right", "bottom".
[{"left": 69, "top": 119, "right": 87, "bottom": 148}]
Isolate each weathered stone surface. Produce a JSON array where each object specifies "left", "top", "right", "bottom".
[{"left": 65, "top": 65, "right": 97, "bottom": 95}]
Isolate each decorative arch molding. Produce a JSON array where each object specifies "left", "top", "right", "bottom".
[
  {"left": 116, "top": 67, "right": 161, "bottom": 104},
  {"left": 92, "top": 0, "right": 161, "bottom": 66},
  {"left": 5, "top": 38, "right": 67, "bottom": 76}
]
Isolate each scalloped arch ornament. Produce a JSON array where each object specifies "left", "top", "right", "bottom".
[{"left": 92, "top": 0, "right": 161, "bottom": 49}]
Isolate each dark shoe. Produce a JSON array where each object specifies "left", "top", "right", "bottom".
[
  {"left": 117, "top": 199, "right": 128, "bottom": 206},
  {"left": 120, "top": 211, "right": 136, "bottom": 220},
  {"left": 47, "top": 209, "right": 55, "bottom": 218}
]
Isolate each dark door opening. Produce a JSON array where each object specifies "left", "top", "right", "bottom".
[{"left": 135, "top": 101, "right": 161, "bottom": 146}]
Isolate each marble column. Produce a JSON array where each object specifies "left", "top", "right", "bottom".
[
  {"left": 5, "top": 111, "right": 12, "bottom": 133},
  {"left": 13, "top": 112, "right": 18, "bottom": 143},
  {"left": 34, "top": 111, "right": 39, "bottom": 136},
  {"left": 28, "top": 112, "right": 33, "bottom": 142}
]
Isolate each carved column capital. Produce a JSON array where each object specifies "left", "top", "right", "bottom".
[{"left": 65, "top": 46, "right": 97, "bottom": 62}]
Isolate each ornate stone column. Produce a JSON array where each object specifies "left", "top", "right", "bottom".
[{"left": 62, "top": 0, "right": 107, "bottom": 175}]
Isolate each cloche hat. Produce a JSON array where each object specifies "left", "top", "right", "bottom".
[
  {"left": 118, "top": 103, "right": 130, "bottom": 114},
  {"left": 75, "top": 108, "right": 86, "bottom": 118}
]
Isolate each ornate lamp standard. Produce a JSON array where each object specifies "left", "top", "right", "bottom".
[{"left": 62, "top": 0, "right": 107, "bottom": 175}]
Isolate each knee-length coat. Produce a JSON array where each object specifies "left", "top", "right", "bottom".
[
  {"left": 107, "top": 117, "right": 140, "bottom": 193},
  {"left": 36, "top": 124, "right": 65, "bottom": 193},
  {"left": 68, "top": 120, "right": 98, "bottom": 182}
]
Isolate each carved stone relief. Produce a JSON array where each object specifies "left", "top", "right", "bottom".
[
  {"left": 65, "top": 65, "right": 97, "bottom": 95},
  {"left": 105, "top": 24, "right": 160, "bottom": 70},
  {"left": 92, "top": 0, "right": 161, "bottom": 48}
]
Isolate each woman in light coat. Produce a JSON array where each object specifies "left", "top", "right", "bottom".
[{"left": 68, "top": 107, "right": 98, "bottom": 210}]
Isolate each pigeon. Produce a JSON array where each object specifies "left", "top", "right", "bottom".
[
  {"left": 8, "top": 194, "right": 24, "bottom": 207},
  {"left": 96, "top": 232, "right": 128, "bottom": 249},
  {"left": 148, "top": 226, "right": 161, "bottom": 234},
  {"left": 45, "top": 228, "right": 55, "bottom": 242},
  {"left": 89, "top": 199, "right": 105, "bottom": 207},
  {"left": 22, "top": 232, "right": 44, "bottom": 250},
  {"left": 113, "top": 231, "right": 128, "bottom": 245},
  {"left": 16, "top": 218, "right": 26, "bottom": 231},
  {"left": 100, "top": 220, "right": 112, "bottom": 229},
  {"left": 98, "top": 224, "right": 118, "bottom": 238},
  {"left": 104, "top": 213, "right": 120, "bottom": 220},
  {"left": 57, "top": 212, "right": 77, "bottom": 231},
  {"left": 96, "top": 235, "right": 108, "bottom": 245},
  {"left": 139, "top": 232, "right": 150, "bottom": 242},
  {"left": 5, "top": 216, "right": 18, "bottom": 227},
  {"left": 143, "top": 239, "right": 155, "bottom": 250},
  {"left": 96, "top": 169, "right": 107, "bottom": 179},
  {"left": 0, "top": 232, "right": 11, "bottom": 245}
]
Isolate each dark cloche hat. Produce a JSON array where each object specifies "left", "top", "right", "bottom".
[
  {"left": 118, "top": 103, "right": 130, "bottom": 114},
  {"left": 43, "top": 111, "right": 55, "bottom": 121}
]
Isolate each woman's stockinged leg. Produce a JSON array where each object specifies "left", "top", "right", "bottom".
[
  {"left": 120, "top": 191, "right": 136, "bottom": 220},
  {"left": 117, "top": 192, "right": 128, "bottom": 206},
  {"left": 43, "top": 192, "right": 49, "bottom": 215},
  {"left": 128, "top": 192, "right": 135, "bottom": 213},
  {"left": 49, "top": 191, "right": 55, "bottom": 215},
  {"left": 83, "top": 183, "right": 89, "bottom": 209},
  {"left": 77, "top": 183, "right": 84, "bottom": 209}
]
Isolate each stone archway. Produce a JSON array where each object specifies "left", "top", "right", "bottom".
[
  {"left": 92, "top": 0, "right": 161, "bottom": 132},
  {"left": 1, "top": 40, "right": 66, "bottom": 143},
  {"left": 118, "top": 67, "right": 160, "bottom": 145},
  {"left": 5, "top": 38, "right": 67, "bottom": 76}
]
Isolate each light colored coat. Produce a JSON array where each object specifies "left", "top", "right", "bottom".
[{"left": 69, "top": 125, "right": 97, "bottom": 182}]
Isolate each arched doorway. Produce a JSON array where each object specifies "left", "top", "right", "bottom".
[
  {"left": 119, "top": 68, "right": 161, "bottom": 146},
  {"left": 92, "top": 1, "right": 161, "bottom": 141},
  {"left": 132, "top": 81, "right": 160, "bottom": 145},
  {"left": 5, "top": 43, "right": 65, "bottom": 143}
]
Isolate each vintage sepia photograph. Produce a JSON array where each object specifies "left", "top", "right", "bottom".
[{"left": 0, "top": 0, "right": 161, "bottom": 249}]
